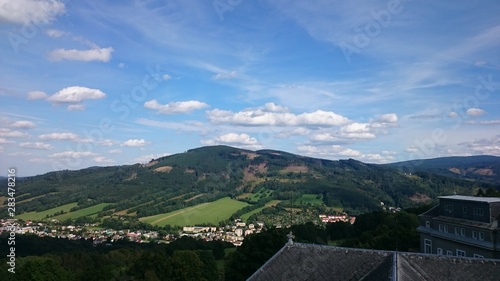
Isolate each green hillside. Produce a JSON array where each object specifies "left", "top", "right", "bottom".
[{"left": 2, "top": 146, "right": 499, "bottom": 225}]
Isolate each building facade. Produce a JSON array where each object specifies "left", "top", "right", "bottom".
[{"left": 417, "top": 195, "right": 500, "bottom": 259}]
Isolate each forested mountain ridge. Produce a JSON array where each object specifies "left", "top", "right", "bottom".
[
  {"left": 384, "top": 155, "right": 500, "bottom": 184},
  {"left": 1, "top": 146, "right": 498, "bottom": 222}
]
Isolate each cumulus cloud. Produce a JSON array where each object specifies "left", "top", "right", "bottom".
[
  {"left": 458, "top": 135, "right": 500, "bottom": 156},
  {"left": 108, "top": 149, "right": 122, "bottom": 154},
  {"left": 447, "top": 111, "right": 459, "bottom": 118},
  {"left": 405, "top": 146, "right": 419, "bottom": 153},
  {"left": 144, "top": 100, "right": 209, "bottom": 114},
  {"left": 47, "top": 86, "right": 106, "bottom": 103},
  {"left": 202, "top": 133, "right": 262, "bottom": 149},
  {"left": 48, "top": 47, "right": 114, "bottom": 62},
  {"left": 466, "top": 108, "right": 486, "bottom": 117},
  {"left": 207, "top": 105, "right": 349, "bottom": 127},
  {"left": 10, "top": 120, "right": 35, "bottom": 129},
  {"left": 93, "top": 156, "right": 114, "bottom": 164},
  {"left": 27, "top": 91, "right": 48, "bottom": 100},
  {"left": 0, "top": 129, "right": 29, "bottom": 138},
  {"left": 212, "top": 70, "right": 237, "bottom": 80},
  {"left": 0, "top": 0, "right": 65, "bottom": 24},
  {"left": 376, "top": 113, "right": 398, "bottom": 123},
  {"left": 19, "top": 142, "right": 53, "bottom": 150},
  {"left": 162, "top": 74, "right": 172, "bottom": 80},
  {"left": 39, "top": 132, "right": 91, "bottom": 142},
  {"left": 297, "top": 144, "right": 394, "bottom": 163},
  {"left": 121, "top": 139, "right": 147, "bottom": 147}
]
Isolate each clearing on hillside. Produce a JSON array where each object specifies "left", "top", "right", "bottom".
[
  {"left": 16, "top": 203, "right": 78, "bottom": 221},
  {"left": 52, "top": 203, "right": 111, "bottom": 221},
  {"left": 140, "top": 197, "right": 249, "bottom": 227}
]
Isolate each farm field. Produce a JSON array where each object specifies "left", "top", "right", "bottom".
[
  {"left": 240, "top": 200, "right": 282, "bottom": 222},
  {"left": 16, "top": 203, "right": 78, "bottom": 221},
  {"left": 140, "top": 197, "right": 249, "bottom": 227},
  {"left": 52, "top": 203, "right": 111, "bottom": 221}
]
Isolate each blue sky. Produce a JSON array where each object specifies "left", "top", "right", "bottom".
[{"left": 1, "top": 0, "right": 499, "bottom": 176}]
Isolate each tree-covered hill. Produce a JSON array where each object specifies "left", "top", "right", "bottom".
[
  {"left": 384, "top": 155, "right": 500, "bottom": 184},
  {"left": 1, "top": 146, "right": 498, "bottom": 223}
]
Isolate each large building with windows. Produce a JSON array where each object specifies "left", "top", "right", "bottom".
[{"left": 417, "top": 195, "right": 500, "bottom": 259}]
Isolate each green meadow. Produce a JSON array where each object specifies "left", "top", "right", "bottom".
[{"left": 141, "top": 197, "right": 249, "bottom": 227}]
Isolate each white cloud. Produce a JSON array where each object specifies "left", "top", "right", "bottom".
[
  {"left": 67, "top": 104, "right": 85, "bottom": 111},
  {"left": 0, "top": 138, "right": 14, "bottom": 144},
  {"left": 207, "top": 106, "right": 349, "bottom": 127},
  {"left": 93, "top": 156, "right": 114, "bottom": 164},
  {"left": 121, "top": 139, "right": 147, "bottom": 147},
  {"left": 46, "top": 29, "right": 68, "bottom": 38},
  {"left": 376, "top": 113, "right": 399, "bottom": 123},
  {"left": 202, "top": 133, "right": 262, "bottom": 149},
  {"left": 48, "top": 47, "right": 114, "bottom": 62},
  {"left": 27, "top": 91, "right": 48, "bottom": 100},
  {"left": 297, "top": 144, "right": 394, "bottom": 163},
  {"left": 10, "top": 120, "right": 35, "bottom": 129},
  {"left": 49, "top": 151, "right": 98, "bottom": 158},
  {"left": 458, "top": 135, "right": 500, "bottom": 156},
  {"left": 212, "top": 70, "right": 237, "bottom": 80},
  {"left": 448, "top": 111, "right": 459, "bottom": 118},
  {"left": 405, "top": 146, "right": 419, "bottom": 153},
  {"left": 144, "top": 100, "right": 209, "bottom": 114},
  {"left": 47, "top": 86, "right": 106, "bottom": 103},
  {"left": 19, "top": 142, "right": 53, "bottom": 150},
  {"left": 162, "top": 74, "right": 172, "bottom": 80},
  {"left": 99, "top": 139, "right": 115, "bottom": 146},
  {"left": 0, "top": 0, "right": 65, "bottom": 24},
  {"left": 108, "top": 149, "right": 122, "bottom": 154},
  {"left": 39, "top": 132, "right": 91, "bottom": 143},
  {"left": 0, "top": 129, "right": 29, "bottom": 138},
  {"left": 132, "top": 153, "right": 170, "bottom": 164},
  {"left": 466, "top": 108, "right": 486, "bottom": 117},
  {"left": 465, "top": 120, "right": 500, "bottom": 125},
  {"left": 340, "top": 122, "right": 376, "bottom": 139}
]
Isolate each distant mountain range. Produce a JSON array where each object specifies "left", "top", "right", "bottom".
[
  {"left": 1, "top": 146, "right": 498, "bottom": 222},
  {"left": 384, "top": 155, "right": 500, "bottom": 184}
]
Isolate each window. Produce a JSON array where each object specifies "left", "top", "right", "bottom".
[
  {"left": 457, "top": 249, "right": 466, "bottom": 257},
  {"left": 474, "top": 254, "right": 484, "bottom": 259},
  {"left": 437, "top": 248, "right": 443, "bottom": 255},
  {"left": 460, "top": 228, "right": 465, "bottom": 237},
  {"left": 444, "top": 225, "right": 448, "bottom": 233},
  {"left": 479, "top": 232, "right": 485, "bottom": 241},
  {"left": 425, "top": 221, "right": 430, "bottom": 228},
  {"left": 439, "top": 224, "right": 443, "bottom": 232},
  {"left": 463, "top": 206, "right": 467, "bottom": 213},
  {"left": 455, "top": 227, "right": 460, "bottom": 235},
  {"left": 424, "top": 239, "right": 432, "bottom": 254},
  {"left": 445, "top": 204, "right": 453, "bottom": 213},
  {"left": 473, "top": 231, "right": 478, "bottom": 239},
  {"left": 447, "top": 250, "right": 453, "bottom": 256},
  {"left": 473, "top": 208, "right": 484, "bottom": 216}
]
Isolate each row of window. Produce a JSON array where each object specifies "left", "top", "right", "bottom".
[
  {"left": 428, "top": 221, "right": 485, "bottom": 241},
  {"left": 443, "top": 204, "right": 484, "bottom": 216},
  {"left": 424, "top": 239, "right": 484, "bottom": 258}
]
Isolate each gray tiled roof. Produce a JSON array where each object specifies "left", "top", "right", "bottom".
[{"left": 248, "top": 243, "right": 500, "bottom": 281}]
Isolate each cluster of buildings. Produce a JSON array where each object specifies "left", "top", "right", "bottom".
[
  {"left": 181, "top": 220, "right": 265, "bottom": 246},
  {"left": 319, "top": 214, "right": 356, "bottom": 224},
  {"left": 0, "top": 220, "right": 161, "bottom": 244}
]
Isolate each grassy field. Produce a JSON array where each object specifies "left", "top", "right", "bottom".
[
  {"left": 52, "top": 203, "right": 111, "bottom": 221},
  {"left": 16, "top": 202, "right": 78, "bottom": 221},
  {"left": 240, "top": 200, "right": 281, "bottom": 222},
  {"left": 140, "top": 197, "right": 249, "bottom": 227},
  {"left": 295, "top": 194, "right": 324, "bottom": 206}
]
